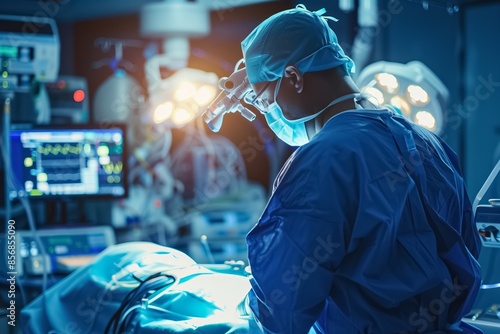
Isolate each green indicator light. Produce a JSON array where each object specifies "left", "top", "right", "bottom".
[
  {"left": 2, "top": 81, "right": 8, "bottom": 88},
  {"left": 2, "top": 71, "right": 7, "bottom": 78},
  {"left": 30, "top": 189, "right": 42, "bottom": 196}
]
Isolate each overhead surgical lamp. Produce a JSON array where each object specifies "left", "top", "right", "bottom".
[
  {"left": 356, "top": 61, "right": 449, "bottom": 134},
  {"left": 140, "top": 0, "right": 219, "bottom": 128},
  {"left": 148, "top": 67, "right": 218, "bottom": 127}
]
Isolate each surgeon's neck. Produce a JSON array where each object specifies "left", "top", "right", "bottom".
[{"left": 305, "top": 72, "right": 360, "bottom": 140}]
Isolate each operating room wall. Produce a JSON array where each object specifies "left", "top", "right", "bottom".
[
  {"left": 58, "top": 22, "right": 74, "bottom": 75},
  {"left": 464, "top": 2, "right": 500, "bottom": 204}
]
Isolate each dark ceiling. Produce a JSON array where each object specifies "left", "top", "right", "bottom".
[
  {"left": 0, "top": 0, "right": 277, "bottom": 22},
  {"left": 0, "top": 0, "right": 487, "bottom": 23}
]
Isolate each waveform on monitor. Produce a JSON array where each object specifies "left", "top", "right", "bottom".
[
  {"left": 103, "top": 161, "right": 123, "bottom": 175},
  {"left": 38, "top": 143, "right": 82, "bottom": 156}
]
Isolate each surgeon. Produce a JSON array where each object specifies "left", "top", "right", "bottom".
[{"left": 240, "top": 5, "right": 482, "bottom": 334}]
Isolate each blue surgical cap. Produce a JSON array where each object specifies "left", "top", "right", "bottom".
[{"left": 241, "top": 5, "right": 355, "bottom": 84}]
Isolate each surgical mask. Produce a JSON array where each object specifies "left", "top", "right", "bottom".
[{"left": 264, "top": 77, "right": 361, "bottom": 146}]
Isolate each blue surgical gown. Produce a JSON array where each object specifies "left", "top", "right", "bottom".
[{"left": 246, "top": 109, "right": 482, "bottom": 333}]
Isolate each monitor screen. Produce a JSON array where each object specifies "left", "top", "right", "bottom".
[{"left": 10, "top": 124, "right": 127, "bottom": 199}]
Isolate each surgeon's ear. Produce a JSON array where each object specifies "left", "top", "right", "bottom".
[{"left": 284, "top": 65, "right": 304, "bottom": 94}]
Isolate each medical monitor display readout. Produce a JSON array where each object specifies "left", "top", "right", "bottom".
[{"left": 10, "top": 125, "right": 127, "bottom": 198}]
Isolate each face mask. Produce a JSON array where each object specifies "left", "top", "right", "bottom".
[{"left": 265, "top": 77, "right": 361, "bottom": 146}]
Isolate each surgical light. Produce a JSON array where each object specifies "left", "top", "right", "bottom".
[
  {"left": 195, "top": 85, "right": 217, "bottom": 105},
  {"left": 375, "top": 73, "right": 399, "bottom": 94},
  {"left": 414, "top": 110, "right": 436, "bottom": 131},
  {"left": 148, "top": 68, "right": 218, "bottom": 128},
  {"left": 406, "top": 85, "right": 430, "bottom": 106},
  {"left": 356, "top": 61, "right": 449, "bottom": 134},
  {"left": 153, "top": 101, "right": 174, "bottom": 124},
  {"left": 140, "top": 0, "right": 218, "bottom": 129},
  {"left": 171, "top": 107, "right": 193, "bottom": 125},
  {"left": 174, "top": 82, "right": 197, "bottom": 102}
]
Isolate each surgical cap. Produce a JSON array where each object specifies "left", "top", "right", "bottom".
[{"left": 241, "top": 5, "right": 355, "bottom": 84}]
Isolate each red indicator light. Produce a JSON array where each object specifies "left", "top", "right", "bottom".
[{"left": 73, "top": 89, "right": 85, "bottom": 102}]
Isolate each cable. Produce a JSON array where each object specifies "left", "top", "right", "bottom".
[
  {"left": 82, "top": 262, "right": 144, "bottom": 334},
  {"left": 104, "top": 285, "right": 142, "bottom": 333},
  {"left": 105, "top": 273, "right": 176, "bottom": 334},
  {"left": 116, "top": 305, "right": 141, "bottom": 333}
]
